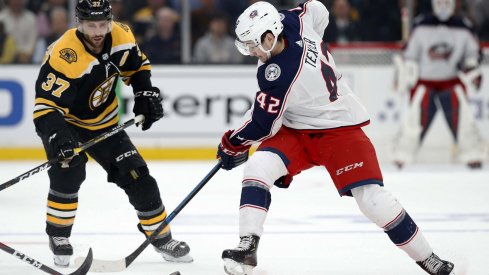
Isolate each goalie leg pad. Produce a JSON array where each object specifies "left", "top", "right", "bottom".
[
  {"left": 452, "top": 84, "right": 485, "bottom": 162},
  {"left": 393, "top": 85, "right": 428, "bottom": 164},
  {"left": 352, "top": 185, "right": 432, "bottom": 261}
]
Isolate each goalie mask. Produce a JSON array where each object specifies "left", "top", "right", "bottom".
[
  {"left": 432, "top": 0, "right": 455, "bottom": 21},
  {"left": 234, "top": 1, "right": 284, "bottom": 57},
  {"left": 76, "top": 0, "right": 113, "bottom": 36}
]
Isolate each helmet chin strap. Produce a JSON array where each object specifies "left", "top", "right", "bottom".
[{"left": 258, "top": 34, "right": 279, "bottom": 60}]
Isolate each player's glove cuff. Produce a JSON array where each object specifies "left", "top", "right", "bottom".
[
  {"left": 217, "top": 130, "right": 251, "bottom": 170},
  {"left": 133, "top": 87, "right": 164, "bottom": 131}
]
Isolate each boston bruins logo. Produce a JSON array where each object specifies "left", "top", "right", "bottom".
[
  {"left": 89, "top": 74, "right": 117, "bottom": 110},
  {"left": 59, "top": 48, "right": 77, "bottom": 64}
]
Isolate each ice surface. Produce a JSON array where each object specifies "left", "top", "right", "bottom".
[{"left": 0, "top": 161, "right": 487, "bottom": 275}]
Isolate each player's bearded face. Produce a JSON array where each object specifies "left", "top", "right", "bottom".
[{"left": 79, "top": 20, "right": 112, "bottom": 49}]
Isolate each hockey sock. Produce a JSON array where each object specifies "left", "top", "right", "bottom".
[
  {"left": 352, "top": 184, "right": 432, "bottom": 261},
  {"left": 383, "top": 209, "right": 432, "bottom": 261},
  {"left": 46, "top": 189, "right": 78, "bottom": 237},
  {"left": 137, "top": 204, "right": 171, "bottom": 242},
  {"left": 239, "top": 181, "right": 271, "bottom": 237}
]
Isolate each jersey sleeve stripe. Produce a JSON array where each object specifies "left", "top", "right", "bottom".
[
  {"left": 66, "top": 114, "right": 119, "bottom": 130},
  {"left": 34, "top": 98, "right": 70, "bottom": 114},
  {"left": 33, "top": 109, "right": 55, "bottom": 119}
]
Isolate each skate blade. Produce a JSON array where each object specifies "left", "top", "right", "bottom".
[
  {"left": 53, "top": 255, "right": 71, "bottom": 267},
  {"left": 223, "top": 258, "right": 254, "bottom": 275},
  {"left": 160, "top": 253, "right": 193, "bottom": 263}
]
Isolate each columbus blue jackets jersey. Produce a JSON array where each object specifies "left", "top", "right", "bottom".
[
  {"left": 33, "top": 22, "right": 151, "bottom": 134},
  {"left": 230, "top": 0, "right": 370, "bottom": 146},
  {"left": 404, "top": 14, "right": 481, "bottom": 80}
]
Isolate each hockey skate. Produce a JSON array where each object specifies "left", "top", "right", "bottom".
[
  {"left": 49, "top": 236, "right": 73, "bottom": 267},
  {"left": 416, "top": 253, "right": 455, "bottom": 275},
  {"left": 152, "top": 237, "right": 193, "bottom": 263},
  {"left": 222, "top": 234, "right": 260, "bottom": 275},
  {"left": 467, "top": 161, "right": 482, "bottom": 169}
]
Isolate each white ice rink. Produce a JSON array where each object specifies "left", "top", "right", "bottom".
[{"left": 0, "top": 161, "right": 487, "bottom": 275}]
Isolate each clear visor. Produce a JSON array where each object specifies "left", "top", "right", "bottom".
[
  {"left": 234, "top": 35, "right": 278, "bottom": 56},
  {"left": 78, "top": 20, "right": 113, "bottom": 36},
  {"left": 234, "top": 39, "right": 258, "bottom": 56}
]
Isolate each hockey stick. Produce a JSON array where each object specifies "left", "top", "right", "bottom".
[
  {"left": 0, "top": 242, "right": 93, "bottom": 275},
  {"left": 0, "top": 115, "right": 145, "bottom": 192},
  {"left": 74, "top": 160, "right": 222, "bottom": 272}
]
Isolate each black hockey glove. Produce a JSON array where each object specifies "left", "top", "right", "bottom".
[
  {"left": 217, "top": 130, "right": 251, "bottom": 170},
  {"left": 133, "top": 87, "right": 164, "bottom": 131},
  {"left": 47, "top": 130, "right": 81, "bottom": 168}
]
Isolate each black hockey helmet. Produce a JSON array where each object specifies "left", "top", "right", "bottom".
[{"left": 76, "top": 0, "right": 112, "bottom": 21}]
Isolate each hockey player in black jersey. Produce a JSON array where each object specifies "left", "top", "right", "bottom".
[{"left": 33, "top": 0, "right": 192, "bottom": 267}]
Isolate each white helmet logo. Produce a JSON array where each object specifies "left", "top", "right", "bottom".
[
  {"left": 249, "top": 10, "right": 258, "bottom": 19},
  {"left": 265, "top": 64, "right": 281, "bottom": 81}
]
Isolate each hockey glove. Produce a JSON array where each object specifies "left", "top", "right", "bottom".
[
  {"left": 274, "top": 174, "right": 293, "bottom": 188},
  {"left": 47, "top": 130, "right": 81, "bottom": 168},
  {"left": 133, "top": 87, "right": 164, "bottom": 131},
  {"left": 217, "top": 130, "right": 251, "bottom": 170}
]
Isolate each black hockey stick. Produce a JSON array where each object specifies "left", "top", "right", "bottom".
[
  {"left": 0, "top": 115, "right": 145, "bottom": 192},
  {"left": 0, "top": 242, "right": 93, "bottom": 275},
  {"left": 74, "top": 160, "right": 222, "bottom": 272}
]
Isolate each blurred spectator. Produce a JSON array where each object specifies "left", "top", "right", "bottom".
[
  {"left": 32, "top": 7, "right": 68, "bottom": 64},
  {"left": 216, "top": 0, "right": 248, "bottom": 24},
  {"left": 0, "top": 0, "right": 37, "bottom": 63},
  {"left": 36, "top": 0, "right": 68, "bottom": 41},
  {"left": 323, "top": 0, "right": 361, "bottom": 43},
  {"left": 191, "top": 0, "right": 221, "bottom": 46},
  {"left": 111, "top": 0, "right": 130, "bottom": 25},
  {"left": 193, "top": 12, "right": 242, "bottom": 64},
  {"left": 358, "top": 0, "right": 402, "bottom": 41},
  {"left": 141, "top": 7, "right": 181, "bottom": 64},
  {"left": 0, "top": 20, "right": 15, "bottom": 64},
  {"left": 466, "top": 0, "right": 489, "bottom": 40},
  {"left": 169, "top": 0, "right": 202, "bottom": 12},
  {"left": 132, "top": 0, "right": 174, "bottom": 42}
]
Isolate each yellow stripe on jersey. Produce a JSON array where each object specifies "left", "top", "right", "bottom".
[
  {"left": 33, "top": 109, "right": 55, "bottom": 119},
  {"left": 48, "top": 201, "right": 78, "bottom": 210},
  {"left": 66, "top": 114, "right": 119, "bottom": 130},
  {"left": 46, "top": 215, "right": 75, "bottom": 226},
  {"left": 120, "top": 63, "right": 152, "bottom": 83},
  {"left": 140, "top": 211, "right": 167, "bottom": 226},
  {"left": 34, "top": 97, "right": 70, "bottom": 114},
  {"left": 65, "top": 97, "right": 118, "bottom": 124}
]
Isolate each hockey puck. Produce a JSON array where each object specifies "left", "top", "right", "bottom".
[{"left": 169, "top": 272, "right": 181, "bottom": 275}]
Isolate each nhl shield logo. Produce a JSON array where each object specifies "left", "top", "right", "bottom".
[{"left": 265, "top": 63, "right": 281, "bottom": 81}]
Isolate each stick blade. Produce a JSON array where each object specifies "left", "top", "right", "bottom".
[
  {"left": 69, "top": 248, "right": 93, "bottom": 275},
  {"left": 75, "top": 256, "right": 126, "bottom": 273}
]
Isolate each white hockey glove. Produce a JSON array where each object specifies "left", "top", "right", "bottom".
[{"left": 393, "top": 54, "right": 418, "bottom": 93}]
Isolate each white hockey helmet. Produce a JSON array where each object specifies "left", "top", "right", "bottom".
[
  {"left": 432, "top": 0, "right": 455, "bottom": 21},
  {"left": 234, "top": 1, "right": 284, "bottom": 56}
]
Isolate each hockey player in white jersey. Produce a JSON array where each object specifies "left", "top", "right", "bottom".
[
  {"left": 216, "top": 1, "right": 455, "bottom": 275},
  {"left": 393, "top": 0, "right": 485, "bottom": 168}
]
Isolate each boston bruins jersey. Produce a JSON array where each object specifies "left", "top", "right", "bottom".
[{"left": 33, "top": 22, "right": 151, "bottom": 135}]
